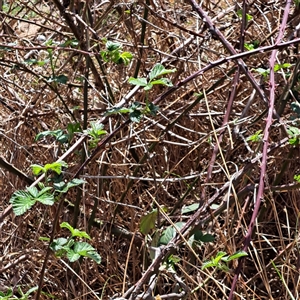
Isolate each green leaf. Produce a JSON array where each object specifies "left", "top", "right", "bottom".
[
  {"left": 53, "top": 181, "right": 68, "bottom": 193},
  {"left": 73, "top": 241, "right": 96, "bottom": 255},
  {"left": 119, "top": 51, "right": 133, "bottom": 65},
  {"left": 140, "top": 209, "right": 158, "bottom": 235},
  {"left": 35, "top": 129, "right": 67, "bottom": 143},
  {"left": 44, "top": 161, "right": 68, "bottom": 174},
  {"left": 60, "top": 222, "right": 74, "bottom": 233},
  {"left": 129, "top": 110, "right": 143, "bottom": 123},
  {"left": 67, "top": 178, "right": 86, "bottom": 188},
  {"left": 236, "top": 9, "right": 253, "bottom": 21},
  {"left": 72, "top": 229, "right": 91, "bottom": 239},
  {"left": 38, "top": 186, "right": 52, "bottom": 194},
  {"left": 31, "top": 164, "right": 46, "bottom": 176},
  {"left": 105, "top": 107, "right": 132, "bottom": 116},
  {"left": 36, "top": 191, "right": 55, "bottom": 205},
  {"left": 159, "top": 222, "right": 185, "bottom": 245},
  {"left": 291, "top": 101, "right": 300, "bottom": 117},
  {"left": 287, "top": 126, "right": 300, "bottom": 137},
  {"left": 144, "top": 83, "right": 153, "bottom": 91},
  {"left": 67, "top": 249, "right": 81, "bottom": 262},
  {"left": 246, "top": 130, "right": 263, "bottom": 142},
  {"left": 181, "top": 203, "right": 200, "bottom": 214},
  {"left": 294, "top": 174, "right": 300, "bottom": 182},
  {"left": 26, "top": 186, "right": 39, "bottom": 198},
  {"left": 202, "top": 260, "right": 217, "bottom": 270},
  {"left": 289, "top": 137, "right": 299, "bottom": 145},
  {"left": 23, "top": 286, "right": 38, "bottom": 297},
  {"left": 255, "top": 67, "right": 269, "bottom": 77},
  {"left": 199, "top": 233, "right": 215, "bottom": 243},
  {"left": 24, "top": 59, "right": 48, "bottom": 66},
  {"left": 60, "top": 222, "right": 91, "bottom": 239},
  {"left": 130, "top": 102, "right": 143, "bottom": 110},
  {"left": 106, "top": 40, "right": 121, "bottom": 51},
  {"left": 47, "top": 74, "right": 68, "bottom": 84},
  {"left": 244, "top": 43, "right": 254, "bottom": 51},
  {"left": 274, "top": 63, "right": 292, "bottom": 72},
  {"left": 193, "top": 230, "right": 215, "bottom": 243},
  {"left": 150, "top": 78, "right": 173, "bottom": 87},
  {"left": 60, "top": 39, "right": 78, "bottom": 47},
  {"left": 66, "top": 122, "right": 81, "bottom": 141},
  {"left": 148, "top": 103, "right": 159, "bottom": 115},
  {"left": 0, "top": 288, "right": 13, "bottom": 298},
  {"left": 149, "top": 64, "right": 176, "bottom": 81},
  {"left": 214, "top": 251, "right": 227, "bottom": 264},
  {"left": 167, "top": 254, "right": 180, "bottom": 264},
  {"left": 287, "top": 126, "right": 300, "bottom": 145},
  {"left": 54, "top": 178, "right": 86, "bottom": 193},
  {"left": 85, "top": 251, "right": 101, "bottom": 264},
  {"left": 85, "top": 122, "right": 107, "bottom": 138},
  {"left": 50, "top": 237, "right": 69, "bottom": 251},
  {"left": 221, "top": 250, "right": 248, "bottom": 262},
  {"left": 128, "top": 77, "right": 148, "bottom": 87},
  {"left": 9, "top": 190, "right": 36, "bottom": 216}
]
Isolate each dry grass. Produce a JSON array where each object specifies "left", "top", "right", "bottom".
[{"left": 0, "top": 0, "right": 300, "bottom": 299}]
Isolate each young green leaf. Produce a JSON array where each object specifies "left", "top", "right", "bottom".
[
  {"left": 255, "top": 67, "right": 270, "bottom": 77},
  {"left": 44, "top": 161, "right": 68, "bottom": 174},
  {"left": 149, "top": 64, "right": 176, "bottom": 81},
  {"left": 150, "top": 78, "right": 173, "bottom": 87},
  {"left": 60, "top": 39, "right": 79, "bottom": 47},
  {"left": 214, "top": 251, "right": 227, "bottom": 264},
  {"left": 236, "top": 9, "right": 253, "bottom": 21},
  {"left": 294, "top": 174, "right": 300, "bottom": 182},
  {"left": 244, "top": 43, "right": 255, "bottom": 51},
  {"left": 287, "top": 126, "right": 300, "bottom": 145},
  {"left": 119, "top": 51, "right": 133, "bottom": 65},
  {"left": 274, "top": 63, "right": 292, "bottom": 72},
  {"left": 23, "top": 286, "right": 38, "bottom": 297},
  {"left": 128, "top": 77, "right": 148, "bottom": 87},
  {"left": 31, "top": 164, "right": 46, "bottom": 176},
  {"left": 202, "top": 260, "right": 217, "bottom": 270},
  {"left": 221, "top": 250, "right": 248, "bottom": 262},
  {"left": 60, "top": 222, "right": 91, "bottom": 239},
  {"left": 246, "top": 130, "right": 263, "bottom": 143},
  {"left": 60, "top": 222, "right": 75, "bottom": 234},
  {"left": 140, "top": 209, "right": 158, "bottom": 235},
  {"left": 9, "top": 186, "right": 55, "bottom": 216},
  {"left": 88, "top": 122, "right": 107, "bottom": 138},
  {"left": 144, "top": 83, "right": 153, "bottom": 91}
]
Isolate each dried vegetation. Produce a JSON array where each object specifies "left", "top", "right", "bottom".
[{"left": 0, "top": 0, "right": 300, "bottom": 299}]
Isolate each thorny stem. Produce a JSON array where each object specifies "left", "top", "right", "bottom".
[{"left": 228, "top": 1, "right": 292, "bottom": 299}]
